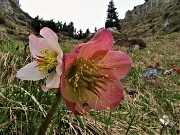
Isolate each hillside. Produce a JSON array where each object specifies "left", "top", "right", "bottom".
[
  {"left": 0, "top": 0, "right": 180, "bottom": 135},
  {"left": 0, "top": 0, "right": 32, "bottom": 42},
  {"left": 121, "top": 0, "right": 180, "bottom": 38}
]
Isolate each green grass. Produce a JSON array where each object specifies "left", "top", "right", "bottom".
[{"left": 0, "top": 32, "right": 180, "bottom": 135}]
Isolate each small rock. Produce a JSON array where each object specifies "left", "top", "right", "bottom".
[
  {"left": 107, "top": 27, "right": 120, "bottom": 34},
  {"left": 133, "top": 44, "right": 140, "bottom": 50}
]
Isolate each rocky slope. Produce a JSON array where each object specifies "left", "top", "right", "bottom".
[
  {"left": 1, "top": 0, "right": 179, "bottom": 42},
  {"left": 124, "top": 0, "right": 178, "bottom": 20},
  {"left": 0, "top": 0, "right": 19, "bottom": 14},
  {"left": 121, "top": 0, "right": 180, "bottom": 38},
  {"left": 0, "top": 0, "right": 32, "bottom": 42}
]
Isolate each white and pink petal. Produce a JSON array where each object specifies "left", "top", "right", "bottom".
[
  {"left": 40, "top": 27, "right": 61, "bottom": 53},
  {"left": 29, "top": 35, "right": 49, "bottom": 58},
  {"left": 45, "top": 72, "right": 60, "bottom": 89},
  {"left": 16, "top": 61, "right": 48, "bottom": 80}
]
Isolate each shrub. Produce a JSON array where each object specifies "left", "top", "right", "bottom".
[
  {"left": 31, "top": 16, "right": 59, "bottom": 33},
  {"left": 31, "top": 15, "right": 89, "bottom": 39},
  {"left": 0, "top": 17, "right": 6, "bottom": 25},
  {"left": 163, "top": 12, "right": 170, "bottom": 20},
  {"left": 171, "top": 25, "right": 180, "bottom": 32}
]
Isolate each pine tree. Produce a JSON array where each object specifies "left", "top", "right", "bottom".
[
  {"left": 31, "top": 15, "right": 42, "bottom": 32},
  {"left": 105, "top": 0, "right": 120, "bottom": 30},
  {"left": 94, "top": 27, "right": 97, "bottom": 32},
  {"left": 57, "top": 21, "right": 63, "bottom": 31},
  {"left": 62, "top": 22, "right": 67, "bottom": 32},
  {"left": 67, "top": 22, "right": 75, "bottom": 37},
  {"left": 85, "top": 28, "right": 90, "bottom": 35}
]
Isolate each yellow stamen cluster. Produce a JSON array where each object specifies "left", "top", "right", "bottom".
[
  {"left": 37, "top": 48, "right": 58, "bottom": 74},
  {"left": 68, "top": 58, "right": 106, "bottom": 98}
]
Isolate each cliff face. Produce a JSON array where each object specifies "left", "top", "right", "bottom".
[
  {"left": 0, "top": 0, "right": 19, "bottom": 14},
  {"left": 0, "top": 0, "right": 32, "bottom": 42},
  {"left": 0, "top": 0, "right": 32, "bottom": 25},
  {"left": 124, "top": 0, "right": 178, "bottom": 20},
  {"left": 121, "top": 0, "right": 180, "bottom": 38}
]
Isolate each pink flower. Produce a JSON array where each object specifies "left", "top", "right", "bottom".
[
  {"left": 172, "top": 64, "right": 180, "bottom": 75},
  {"left": 60, "top": 28, "right": 132, "bottom": 115},
  {"left": 16, "top": 27, "right": 63, "bottom": 91},
  {"left": 154, "top": 61, "right": 160, "bottom": 68}
]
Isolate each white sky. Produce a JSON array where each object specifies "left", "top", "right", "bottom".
[{"left": 19, "top": 0, "right": 144, "bottom": 32}]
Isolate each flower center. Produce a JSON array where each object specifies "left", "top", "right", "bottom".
[
  {"left": 35, "top": 48, "right": 58, "bottom": 74},
  {"left": 68, "top": 58, "right": 109, "bottom": 97}
]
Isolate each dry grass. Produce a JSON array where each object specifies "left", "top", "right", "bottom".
[
  {"left": 0, "top": 32, "right": 180, "bottom": 135},
  {"left": 111, "top": 32, "right": 180, "bottom": 135}
]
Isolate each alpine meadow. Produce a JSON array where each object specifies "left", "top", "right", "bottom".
[{"left": 0, "top": 0, "right": 180, "bottom": 134}]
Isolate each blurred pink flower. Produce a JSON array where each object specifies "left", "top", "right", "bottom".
[
  {"left": 154, "top": 61, "right": 160, "bottom": 68},
  {"left": 60, "top": 28, "right": 132, "bottom": 115},
  {"left": 172, "top": 64, "right": 180, "bottom": 75},
  {"left": 16, "top": 27, "right": 63, "bottom": 91}
]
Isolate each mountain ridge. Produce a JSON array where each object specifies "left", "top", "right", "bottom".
[
  {"left": 0, "top": 0, "right": 180, "bottom": 42},
  {"left": 120, "top": 0, "right": 180, "bottom": 38},
  {"left": 123, "top": 0, "right": 178, "bottom": 20}
]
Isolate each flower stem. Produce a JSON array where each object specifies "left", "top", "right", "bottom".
[
  {"left": 125, "top": 114, "right": 135, "bottom": 134},
  {"left": 160, "top": 125, "right": 165, "bottom": 135},
  {"left": 37, "top": 91, "right": 61, "bottom": 135}
]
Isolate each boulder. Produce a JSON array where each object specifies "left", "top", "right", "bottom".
[
  {"left": 125, "top": 10, "right": 132, "bottom": 20},
  {"left": 133, "top": 5, "right": 143, "bottom": 15},
  {"left": 107, "top": 27, "right": 120, "bottom": 34},
  {"left": 133, "top": 44, "right": 140, "bottom": 50},
  {"left": 116, "top": 38, "right": 146, "bottom": 50},
  {"left": 163, "top": 20, "right": 170, "bottom": 31}
]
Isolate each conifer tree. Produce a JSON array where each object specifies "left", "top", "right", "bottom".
[
  {"left": 94, "top": 27, "right": 97, "bottom": 32},
  {"left": 62, "top": 22, "right": 67, "bottom": 31},
  {"left": 31, "top": 15, "right": 42, "bottom": 32},
  {"left": 57, "top": 21, "right": 63, "bottom": 31},
  {"left": 67, "top": 22, "right": 75, "bottom": 37},
  {"left": 85, "top": 28, "right": 90, "bottom": 35},
  {"left": 105, "top": 0, "right": 120, "bottom": 30}
]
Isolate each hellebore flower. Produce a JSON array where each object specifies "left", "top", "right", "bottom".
[
  {"left": 16, "top": 27, "right": 63, "bottom": 91},
  {"left": 61, "top": 28, "right": 132, "bottom": 115},
  {"left": 154, "top": 61, "right": 160, "bottom": 68},
  {"left": 172, "top": 64, "right": 180, "bottom": 75}
]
